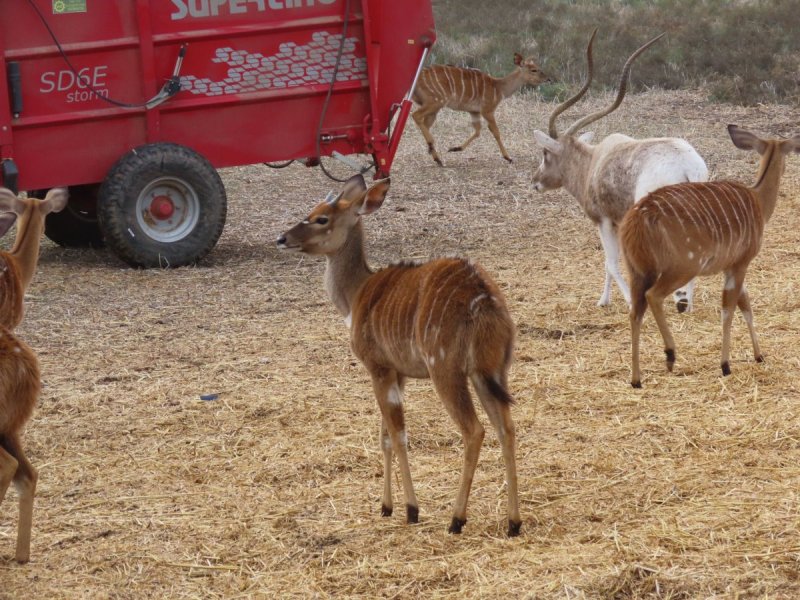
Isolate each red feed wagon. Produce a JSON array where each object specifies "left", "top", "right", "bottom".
[{"left": 0, "top": 0, "right": 435, "bottom": 267}]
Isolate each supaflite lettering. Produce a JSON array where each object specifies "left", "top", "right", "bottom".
[{"left": 170, "top": 0, "right": 336, "bottom": 20}]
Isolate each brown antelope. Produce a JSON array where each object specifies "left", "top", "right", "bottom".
[
  {"left": 0, "top": 188, "right": 68, "bottom": 329},
  {"left": 276, "top": 175, "right": 521, "bottom": 536},
  {"left": 412, "top": 53, "right": 550, "bottom": 165},
  {"left": 0, "top": 324, "right": 40, "bottom": 562},
  {"left": 621, "top": 125, "right": 800, "bottom": 388},
  {"left": 532, "top": 31, "right": 707, "bottom": 312}
]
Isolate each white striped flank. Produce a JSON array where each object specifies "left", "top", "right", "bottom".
[
  {"left": 423, "top": 262, "right": 469, "bottom": 344},
  {"left": 469, "top": 292, "right": 489, "bottom": 313},
  {"left": 621, "top": 124, "right": 800, "bottom": 387}
]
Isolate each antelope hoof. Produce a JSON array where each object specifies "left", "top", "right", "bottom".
[
  {"left": 631, "top": 380, "right": 642, "bottom": 389},
  {"left": 508, "top": 520, "right": 522, "bottom": 537},
  {"left": 428, "top": 144, "right": 444, "bottom": 166},
  {"left": 381, "top": 504, "right": 393, "bottom": 517},
  {"left": 448, "top": 517, "right": 467, "bottom": 534},
  {"left": 448, "top": 146, "right": 464, "bottom": 152},
  {"left": 755, "top": 354, "right": 765, "bottom": 363},
  {"left": 406, "top": 504, "right": 419, "bottom": 524},
  {"left": 676, "top": 298, "right": 689, "bottom": 313},
  {"left": 503, "top": 156, "right": 513, "bottom": 163},
  {"left": 665, "top": 349, "right": 676, "bottom": 372},
  {"left": 721, "top": 361, "right": 731, "bottom": 376}
]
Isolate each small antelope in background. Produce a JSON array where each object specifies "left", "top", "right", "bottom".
[
  {"left": 0, "top": 188, "right": 68, "bottom": 329},
  {"left": 0, "top": 325, "right": 40, "bottom": 563},
  {"left": 621, "top": 125, "right": 800, "bottom": 388},
  {"left": 413, "top": 53, "right": 550, "bottom": 165},
  {"left": 532, "top": 31, "right": 708, "bottom": 311},
  {"left": 277, "top": 175, "right": 521, "bottom": 536}
]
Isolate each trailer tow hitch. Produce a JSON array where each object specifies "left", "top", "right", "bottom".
[{"left": 145, "top": 45, "right": 188, "bottom": 110}]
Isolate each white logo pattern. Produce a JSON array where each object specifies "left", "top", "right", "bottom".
[{"left": 180, "top": 31, "right": 367, "bottom": 97}]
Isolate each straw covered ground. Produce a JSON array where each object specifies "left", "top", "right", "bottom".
[{"left": 2, "top": 90, "right": 800, "bottom": 598}]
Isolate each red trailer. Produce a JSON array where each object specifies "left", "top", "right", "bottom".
[{"left": 0, "top": 0, "right": 435, "bottom": 267}]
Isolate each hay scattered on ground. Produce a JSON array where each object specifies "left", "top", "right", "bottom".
[{"left": 2, "top": 89, "right": 800, "bottom": 598}]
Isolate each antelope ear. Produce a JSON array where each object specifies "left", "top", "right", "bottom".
[
  {"left": 0, "top": 188, "right": 23, "bottom": 238},
  {"left": 0, "top": 187, "right": 25, "bottom": 215},
  {"left": 578, "top": 131, "right": 595, "bottom": 144},
  {"left": 340, "top": 174, "right": 367, "bottom": 201},
  {"left": 785, "top": 134, "right": 800, "bottom": 154},
  {"left": 533, "top": 130, "right": 562, "bottom": 154},
  {"left": 356, "top": 178, "right": 390, "bottom": 216},
  {"left": 41, "top": 187, "right": 68, "bottom": 214},
  {"left": 728, "top": 124, "right": 768, "bottom": 154},
  {"left": 0, "top": 213, "right": 16, "bottom": 238},
  {"left": 514, "top": 53, "right": 523, "bottom": 66}
]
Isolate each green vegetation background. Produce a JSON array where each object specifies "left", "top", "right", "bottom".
[{"left": 431, "top": 0, "right": 799, "bottom": 104}]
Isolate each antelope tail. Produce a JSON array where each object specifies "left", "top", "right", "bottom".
[{"left": 482, "top": 375, "right": 515, "bottom": 405}]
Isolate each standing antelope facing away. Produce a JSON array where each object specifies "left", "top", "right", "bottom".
[
  {"left": 276, "top": 175, "right": 521, "bottom": 536},
  {"left": 532, "top": 31, "right": 708, "bottom": 312},
  {"left": 621, "top": 125, "right": 800, "bottom": 388},
  {"left": 0, "top": 188, "right": 68, "bottom": 329},
  {"left": 0, "top": 324, "right": 40, "bottom": 562},
  {"left": 413, "top": 53, "right": 550, "bottom": 166}
]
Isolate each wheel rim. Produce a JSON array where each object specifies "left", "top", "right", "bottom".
[{"left": 135, "top": 177, "right": 200, "bottom": 242}]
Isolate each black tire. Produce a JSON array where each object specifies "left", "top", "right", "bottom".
[
  {"left": 97, "top": 143, "right": 227, "bottom": 268},
  {"left": 43, "top": 183, "right": 105, "bottom": 248}
]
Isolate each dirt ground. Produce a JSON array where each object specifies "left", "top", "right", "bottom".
[{"left": 2, "top": 89, "right": 800, "bottom": 599}]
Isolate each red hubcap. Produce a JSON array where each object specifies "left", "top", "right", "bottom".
[{"left": 150, "top": 195, "right": 175, "bottom": 220}]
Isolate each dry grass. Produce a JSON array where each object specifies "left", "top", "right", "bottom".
[
  {"left": 432, "top": 0, "right": 800, "bottom": 104},
  {"left": 2, "top": 89, "right": 800, "bottom": 598}
]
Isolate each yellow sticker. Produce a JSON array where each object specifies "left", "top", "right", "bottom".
[{"left": 53, "top": 0, "right": 87, "bottom": 14}]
